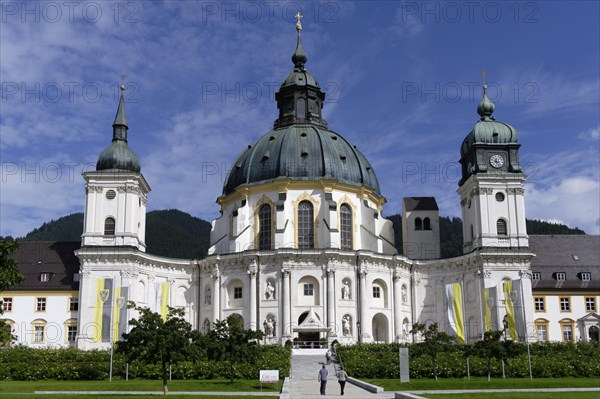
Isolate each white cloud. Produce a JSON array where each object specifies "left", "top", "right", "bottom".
[
  {"left": 578, "top": 127, "right": 600, "bottom": 141},
  {"left": 526, "top": 176, "right": 600, "bottom": 234}
]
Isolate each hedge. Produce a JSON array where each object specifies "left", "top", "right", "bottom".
[
  {"left": 0, "top": 345, "right": 290, "bottom": 381},
  {"left": 336, "top": 342, "right": 600, "bottom": 379}
]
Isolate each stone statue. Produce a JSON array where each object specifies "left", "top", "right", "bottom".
[
  {"left": 342, "top": 316, "right": 351, "bottom": 337},
  {"left": 265, "top": 318, "right": 275, "bottom": 337},
  {"left": 341, "top": 281, "right": 350, "bottom": 299},
  {"left": 265, "top": 281, "right": 275, "bottom": 300},
  {"left": 205, "top": 287, "right": 211, "bottom": 305},
  {"left": 401, "top": 286, "right": 407, "bottom": 304}
]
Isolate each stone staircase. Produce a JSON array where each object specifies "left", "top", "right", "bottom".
[{"left": 285, "top": 349, "right": 394, "bottom": 398}]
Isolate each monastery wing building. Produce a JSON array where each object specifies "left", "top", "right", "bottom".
[{"left": 3, "top": 22, "right": 598, "bottom": 349}]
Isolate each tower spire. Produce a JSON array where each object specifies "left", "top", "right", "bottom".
[
  {"left": 112, "top": 75, "right": 128, "bottom": 140},
  {"left": 477, "top": 69, "right": 495, "bottom": 121},
  {"left": 291, "top": 12, "right": 307, "bottom": 70}
]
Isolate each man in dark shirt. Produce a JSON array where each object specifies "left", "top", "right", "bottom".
[{"left": 318, "top": 364, "right": 328, "bottom": 395}]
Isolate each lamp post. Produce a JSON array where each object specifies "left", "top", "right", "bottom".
[
  {"left": 356, "top": 321, "right": 361, "bottom": 343},
  {"left": 503, "top": 316, "right": 508, "bottom": 340}
]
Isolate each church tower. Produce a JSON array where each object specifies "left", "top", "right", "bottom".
[
  {"left": 81, "top": 85, "right": 150, "bottom": 251},
  {"left": 457, "top": 83, "right": 528, "bottom": 253}
]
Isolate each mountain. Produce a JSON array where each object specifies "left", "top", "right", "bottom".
[
  {"left": 17, "top": 211, "right": 585, "bottom": 260},
  {"left": 21, "top": 210, "right": 211, "bottom": 259}
]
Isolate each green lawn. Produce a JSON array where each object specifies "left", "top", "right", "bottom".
[
  {"left": 0, "top": 379, "right": 281, "bottom": 393},
  {"left": 367, "top": 377, "right": 600, "bottom": 391},
  {"left": 424, "top": 393, "right": 598, "bottom": 399},
  {"left": 0, "top": 396, "right": 274, "bottom": 399}
]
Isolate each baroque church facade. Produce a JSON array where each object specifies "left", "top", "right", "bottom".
[{"left": 74, "top": 21, "right": 536, "bottom": 350}]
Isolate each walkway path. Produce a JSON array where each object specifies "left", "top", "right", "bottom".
[{"left": 288, "top": 349, "right": 394, "bottom": 399}]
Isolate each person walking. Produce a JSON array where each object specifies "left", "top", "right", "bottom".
[
  {"left": 337, "top": 367, "right": 348, "bottom": 395},
  {"left": 318, "top": 364, "right": 328, "bottom": 395}
]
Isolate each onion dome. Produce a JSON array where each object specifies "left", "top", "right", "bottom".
[
  {"left": 96, "top": 86, "right": 141, "bottom": 173},
  {"left": 459, "top": 83, "right": 522, "bottom": 186},
  {"left": 222, "top": 16, "right": 381, "bottom": 196}
]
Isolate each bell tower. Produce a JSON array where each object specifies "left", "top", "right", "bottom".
[
  {"left": 81, "top": 84, "right": 150, "bottom": 251},
  {"left": 457, "top": 80, "right": 528, "bottom": 253}
]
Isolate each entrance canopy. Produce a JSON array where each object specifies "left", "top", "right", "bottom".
[{"left": 293, "top": 308, "right": 331, "bottom": 333}]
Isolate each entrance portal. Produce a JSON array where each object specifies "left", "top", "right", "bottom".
[{"left": 297, "top": 311, "right": 322, "bottom": 346}]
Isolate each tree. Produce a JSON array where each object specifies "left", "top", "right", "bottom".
[
  {"left": 473, "top": 330, "right": 505, "bottom": 381},
  {"left": 410, "top": 322, "right": 455, "bottom": 380},
  {"left": 116, "top": 303, "right": 198, "bottom": 395},
  {"left": 0, "top": 240, "right": 24, "bottom": 346},
  {"left": 206, "top": 315, "right": 264, "bottom": 383}
]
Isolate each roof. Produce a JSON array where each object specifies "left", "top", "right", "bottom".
[
  {"left": 530, "top": 235, "right": 600, "bottom": 291},
  {"left": 403, "top": 197, "right": 439, "bottom": 211},
  {"left": 9, "top": 241, "right": 81, "bottom": 291},
  {"left": 222, "top": 124, "right": 381, "bottom": 196},
  {"left": 96, "top": 93, "right": 141, "bottom": 173}
]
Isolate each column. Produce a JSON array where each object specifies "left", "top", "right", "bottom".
[
  {"left": 282, "top": 269, "right": 291, "bottom": 337},
  {"left": 359, "top": 269, "right": 368, "bottom": 341},
  {"left": 212, "top": 270, "right": 220, "bottom": 322},
  {"left": 249, "top": 270, "right": 257, "bottom": 330},
  {"left": 393, "top": 275, "right": 402, "bottom": 343},
  {"left": 327, "top": 268, "right": 335, "bottom": 335}
]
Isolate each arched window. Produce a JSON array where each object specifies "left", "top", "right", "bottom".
[
  {"left": 104, "top": 217, "right": 115, "bottom": 235},
  {"left": 423, "top": 217, "right": 431, "bottom": 230},
  {"left": 298, "top": 201, "right": 314, "bottom": 249},
  {"left": 497, "top": 219, "right": 507, "bottom": 236},
  {"left": 415, "top": 217, "right": 422, "bottom": 231},
  {"left": 258, "top": 204, "right": 272, "bottom": 250},
  {"left": 340, "top": 204, "right": 352, "bottom": 250}
]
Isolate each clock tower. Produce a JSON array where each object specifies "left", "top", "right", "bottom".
[{"left": 457, "top": 83, "right": 528, "bottom": 253}]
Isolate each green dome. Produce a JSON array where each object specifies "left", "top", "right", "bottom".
[
  {"left": 96, "top": 93, "right": 141, "bottom": 173},
  {"left": 97, "top": 140, "right": 141, "bottom": 173},
  {"left": 460, "top": 92, "right": 518, "bottom": 158},
  {"left": 222, "top": 124, "right": 381, "bottom": 196}
]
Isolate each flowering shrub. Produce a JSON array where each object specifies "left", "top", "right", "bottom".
[
  {"left": 0, "top": 345, "right": 289, "bottom": 381},
  {"left": 336, "top": 341, "right": 600, "bottom": 379}
]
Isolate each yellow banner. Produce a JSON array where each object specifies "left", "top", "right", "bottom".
[
  {"left": 446, "top": 283, "right": 465, "bottom": 343},
  {"left": 483, "top": 288, "right": 493, "bottom": 331},
  {"left": 503, "top": 280, "right": 518, "bottom": 340},
  {"left": 93, "top": 279, "right": 105, "bottom": 343},
  {"left": 160, "top": 282, "right": 170, "bottom": 320}
]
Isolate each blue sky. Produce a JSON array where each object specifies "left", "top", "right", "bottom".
[{"left": 1, "top": 0, "right": 599, "bottom": 238}]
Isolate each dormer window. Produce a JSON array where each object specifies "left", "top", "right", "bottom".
[
  {"left": 532, "top": 272, "right": 540, "bottom": 281},
  {"left": 40, "top": 272, "right": 50, "bottom": 282},
  {"left": 556, "top": 272, "right": 566, "bottom": 281},
  {"left": 581, "top": 272, "right": 591, "bottom": 281}
]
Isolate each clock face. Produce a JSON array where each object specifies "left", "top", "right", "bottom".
[{"left": 489, "top": 154, "right": 504, "bottom": 169}]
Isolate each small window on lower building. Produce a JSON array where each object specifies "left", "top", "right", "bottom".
[
  {"left": 373, "top": 286, "right": 381, "bottom": 298},
  {"left": 586, "top": 297, "right": 597, "bottom": 312},
  {"left": 536, "top": 324, "right": 547, "bottom": 341},
  {"left": 2, "top": 298, "right": 12, "bottom": 312},
  {"left": 561, "top": 323, "right": 574, "bottom": 342},
  {"left": 34, "top": 326, "right": 44, "bottom": 343},
  {"left": 67, "top": 326, "right": 78, "bottom": 343},
  {"left": 36, "top": 298, "right": 46, "bottom": 312},
  {"left": 534, "top": 297, "right": 545, "bottom": 312},
  {"left": 560, "top": 297, "right": 571, "bottom": 312},
  {"left": 303, "top": 283, "right": 314, "bottom": 296},
  {"left": 69, "top": 297, "right": 79, "bottom": 312},
  {"left": 233, "top": 287, "right": 243, "bottom": 299}
]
